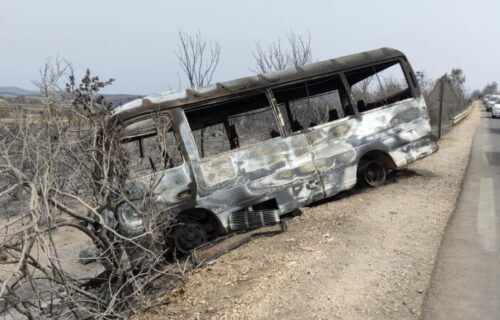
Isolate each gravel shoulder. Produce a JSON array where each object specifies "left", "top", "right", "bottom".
[{"left": 140, "top": 103, "right": 480, "bottom": 320}]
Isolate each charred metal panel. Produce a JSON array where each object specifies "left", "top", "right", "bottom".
[
  {"left": 199, "top": 157, "right": 236, "bottom": 187},
  {"left": 148, "top": 164, "right": 193, "bottom": 205},
  {"left": 305, "top": 96, "right": 432, "bottom": 198},
  {"left": 124, "top": 163, "right": 194, "bottom": 208},
  {"left": 190, "top": 133, "right": 323, "bottom": 229},
  {"left": 117, "top": 162, "right": 195, "bottom": 236}
]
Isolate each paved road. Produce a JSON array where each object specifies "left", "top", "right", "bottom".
[{"left": 423, "top": 104, "right": 500, "bottom": 319}]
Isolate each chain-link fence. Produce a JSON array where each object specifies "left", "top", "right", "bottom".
[{"left": 425, "top": 77, "right": 470, "bottom": 138}]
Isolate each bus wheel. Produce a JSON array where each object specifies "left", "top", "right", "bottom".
[
  {"left": 173, "top": 220, "right": 208, "bottom": 253},
  {"left": 359, "top": 160, "right": 386, "bottom": 187}
]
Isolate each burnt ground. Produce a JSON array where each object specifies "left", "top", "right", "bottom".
[{"left": 135, "top": 102, "right": 480, "bottom": 320}]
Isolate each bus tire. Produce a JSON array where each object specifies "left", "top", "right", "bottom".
[
  {"left": 173, "top": 220, "right": 208, "bottom": 254},
  {"left": 358, "top": 160, "right": 386, "bottom": 187}
]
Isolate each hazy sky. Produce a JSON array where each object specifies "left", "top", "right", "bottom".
[{"left": 1, "top": 0, "right": 499, "bottom": 95}]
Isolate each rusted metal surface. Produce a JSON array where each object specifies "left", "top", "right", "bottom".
[{"left": 111, "top": 48, "right": 434, "bottom": 248}]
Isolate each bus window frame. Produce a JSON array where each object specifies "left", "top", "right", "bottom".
[
  {"left": 267, "top": 72, "right": 357, "bottom": 135},
  {"left": 120, "top": 110, "right": 187, "bottom": 174},
  {"left": 183, "top": 90, "right": 286, "bottom": 160},
  {"left": 343, "top": 58, "right": 418, "bottom": 115}
]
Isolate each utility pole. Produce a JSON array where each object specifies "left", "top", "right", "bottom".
[{"left": 438, "top": 77, "right": 444, "bottom": 139}]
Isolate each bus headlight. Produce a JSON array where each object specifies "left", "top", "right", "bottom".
[{"left": 116, "top": 201, "right": 144, "bottom": 237}]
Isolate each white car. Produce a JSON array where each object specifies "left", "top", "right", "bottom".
[
  {"left": 487, "top": 95, "right": 499, "bottom": 111},
  {"left": 484, "top": 95, "right": 492, "bottom": 110},
  {"left": 492, "top": 97, "right": 500, "bottom": 118}
]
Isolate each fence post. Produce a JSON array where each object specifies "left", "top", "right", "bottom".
[{"left": 438, "top": 78, "right": 444, "bottom": 139}]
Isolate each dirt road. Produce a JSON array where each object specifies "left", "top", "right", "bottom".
[{"left": 140, "top": 102, "right": 481, "bottom": 320}]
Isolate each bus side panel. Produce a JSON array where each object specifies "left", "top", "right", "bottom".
[
  {"left": 307, "top": 96, "right": 432, "bottom": 197},
  {"left": 134, "top": 163, "right": 195, "bottom": 212},
  {"left": 190, "top": 133, "right": 322, "bottom": 230}
]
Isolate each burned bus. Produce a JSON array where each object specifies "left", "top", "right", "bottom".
[{"left": 109, "top": 48, "right": 434, "bottom": 253}]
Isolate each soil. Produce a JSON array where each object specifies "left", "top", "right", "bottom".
[{"left": 137, "top": 102, "right": 480, "bottom": 320}]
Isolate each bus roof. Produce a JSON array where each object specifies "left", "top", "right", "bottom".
[{"left": 112, "top": 47, "right": 406, "bottom": 122}]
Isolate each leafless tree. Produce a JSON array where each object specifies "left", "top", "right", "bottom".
[
  {"left": 32, "top": 57, "right": 71, "bottom": 104},
  {"left": 176, "top": 30, "right": 221, "bottom": 89},
  {"left": 415, "top": 70, "right": 435, "bottom": 99},
  {"left": 353, "top": 76, "right": 375, "bottom": 101},
  {"left": 252, "top": 31, "right": 312, "bottom": 73},
  {"left": 176, "top": 30, "right": 221, "bottom": 157},
  {"left": 0, "top": 61, "right": 184, "bottom": 319},
  {"left": 445, "top": 68, "right": 468, "bottom": 105},
  {"left": 470, "top": 89, "right": 482, "bottom": 99},
  {"left": 482, "top": 81, "right": 498, "bottom": 95}
]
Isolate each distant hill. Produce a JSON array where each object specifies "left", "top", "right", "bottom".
[
  {"left": 0, "top": 86, "right": 40, "bottom": 97},
  {"left": 0, "top": 86, "right": 142, "bottom": 107}
]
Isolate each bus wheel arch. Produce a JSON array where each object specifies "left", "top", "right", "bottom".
[
  {"left": 356, "top": 150, "right": 396, "bottom": 187},
  {"left": 170, "top": 208, "right": 223, "bottom": 253}
]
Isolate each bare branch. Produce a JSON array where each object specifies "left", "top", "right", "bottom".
[
  {"left": 252, "top": 30, "right": 312, "bottom": 73},
  {"left": 176, "top": 30, "right": 221, "bottom": 88}
]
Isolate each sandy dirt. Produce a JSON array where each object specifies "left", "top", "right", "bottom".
[
  {"left": 138, "top": 102, "right": 480, "bottom": 320},
  {"left": 0, "top": 207, "right": 103, "bottom": 284}
]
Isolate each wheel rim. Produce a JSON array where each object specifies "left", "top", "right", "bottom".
[
  {"left": 363, "top": 161, "right": 386, "bottom": 187},
  {"left": 173, "top": 221, "right": 207, "bottom": 253}
]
